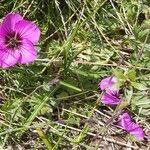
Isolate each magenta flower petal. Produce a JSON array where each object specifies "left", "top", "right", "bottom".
[
  {"left": 118, "top": 112, "right": 144, "bottom": 140},
  {"left": 0, "top": 48, "right": 20, "bottom": 68},
  {"left": 18, "top": 39, "right": 37, "bottom": 64},
  {"left": 0, "top": 32, "right": 5, "bottom": 48},
  {"left": 99, "top": 76, "right": 121, "bottom": 105},
  {"left": 1, "top": 13, "right": 23, "bottom": 33},
  {"left": 99, "top": 76, "right": 118, "bottom": 92},
  {"left": 129, "top": 125, "right": 145, "bottom": 141},
  {"left": 15, "top": 20, "right": 40, "bottom": 44},
  {"left": 101, "top": 92, "right": 121, "bottom": 105}
]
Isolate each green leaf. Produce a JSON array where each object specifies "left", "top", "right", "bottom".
[
  {"left": 36, "top": 128, "right": 54, "bottom": 149},
  {"left": 125, "top": 88, "right": 133, "bottom": 104},
  {"left": 131, "top": 82, "right": 148, "bottom": 90},
  {"left": 132, "top": 96, "right": 150, "bottom": 108},
  {"left": 59, "top": 80, "right": 82, "bottom": 92},
  {"left": 56, "top": 91, "right": 69, "bottom": 100},
  {"left": 73, "top": 125, "right": 89, "bottom": 143},
  {"left": 142, "top": 19, "right": 150, "bottom": 29},
  {"left": 114, "top": 70, "right": 126, "bottom": 80},
  {"left": 117, "top": 101, "right": 129, "bottom": 111},
  {"left": 127, "top": 70, "right": 136, "bottom": 81},
  {"left": 68, "top": 116, "right": 80, "bottom": 126}
]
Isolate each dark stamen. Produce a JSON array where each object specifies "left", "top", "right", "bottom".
[{"left": 5, "top": 32, "right": 22, "bottom": 49}]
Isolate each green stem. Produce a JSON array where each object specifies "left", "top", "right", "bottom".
[{"left": 36, "top": 128, "right": 54, "bottom": 150}]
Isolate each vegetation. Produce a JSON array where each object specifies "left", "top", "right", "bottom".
[{"left": 0, "top": 0, "right": 150, "bottom": 149}]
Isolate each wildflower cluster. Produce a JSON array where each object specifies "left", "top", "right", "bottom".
[
  {"left": 99, "top": 76, "right": 145, "bottom": 141},
  {"left": 0, "top": 12, "right": 146, "bottom": 145}
]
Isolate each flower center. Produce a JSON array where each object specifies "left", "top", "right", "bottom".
[{"left": 5, "top": 32, "right": 22, "bottom": 49}]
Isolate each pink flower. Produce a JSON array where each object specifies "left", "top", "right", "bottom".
[
  {"left": 118, "top": 112, "right": 144, "bottom": 140},
  {"left": 99, "top": 76, "right": 118, "bottom": 92},
  {"left": 101, "top": 92, "right": 121, "bottom": 105},
  {"left": 0, "top": 13, "right": 40, "bottom": 68},
  {"left": 99, "top": 77, "right": 145, "bottom": 141},
  {"left": 99, "top": 76, "right": 121, "bottom": 105}
]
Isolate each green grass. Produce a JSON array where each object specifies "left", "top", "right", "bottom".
[{"left": 0, "top": 0, "right": 150, "bottom": 149}]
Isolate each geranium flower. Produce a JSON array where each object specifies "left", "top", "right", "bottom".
[
  {"left": 101, "top": 92, "right": 121, "bottom": 105},
  {"left": 118, "top": 112, "right": 144, "bottom": 140},
  {"left": 0, "top": 13, "right": 40, "bottom": 68},
  {"left": 99, "top": 76, "right": 118, "bottom": 92},
  {"left": 99, "top": 76, "right": 121, "bottom": 105}
]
